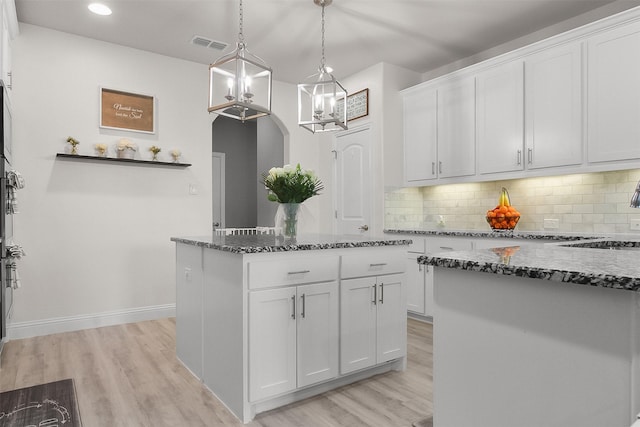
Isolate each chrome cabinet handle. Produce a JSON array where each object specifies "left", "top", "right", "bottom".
[
  {"left": 291, "top": 295, "right": 296, "bottom": 319},
  {"left": 379, "top": 283, "right": 384, "bottom": 304},
  {"left": 370, "top": 263, "right": 387, "bottom": 267},
  {"left": 440, "top": 246, "right": 454, "bottom": 251},
  {"left": 372, "top": 284, "right": 377, "bottom": 305},
  {"left": 301, "top": 294, "right": 306, "bottom": 318},
  {"left": 439, "top": 161, "right": 443, "bottom": 174},
  {"left": 359, "top": 225, "right": 369, "bottom": 231},
  {"left": 288, "top": 270, "right": 310, "bottom": 275},
  {"left": 517, "top": 150, "right": 522, "bottom": 165},
  {"left": 431, "top": 162, "right": 435, "bottom": 175},
  {"left": 528, "top": 148, "right": 533, "bottom": 164}
]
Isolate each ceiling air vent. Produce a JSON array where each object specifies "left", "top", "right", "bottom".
[{"left": 191, "top": 36, "right": 228, "bottom": 51}]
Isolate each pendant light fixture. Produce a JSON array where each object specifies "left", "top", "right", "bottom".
[
  {"left": 208, "top": 0, "right": 272, "bottom": 122},
  {"left": 298, "top": 0, "right": 348, "bottom": 133},
  {"left": 631, "top": 180, "right": 640, "bottom": 208}
]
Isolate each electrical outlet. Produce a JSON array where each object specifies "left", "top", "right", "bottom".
[
  {"left": 631, "top": 219, "right": 640, "bottom": 231},
  {"left": 543, "top": 219, "right": 559, "bottom": 229}
]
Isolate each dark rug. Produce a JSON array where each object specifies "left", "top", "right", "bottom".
[
  {"left": 412, "top": 415, "right": 433, "bottom": 427},
  {"left": 0, "top": 378, "right": 82, "bottom": 427}
]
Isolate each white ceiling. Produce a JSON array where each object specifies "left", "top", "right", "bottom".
[{"left": 14, "top": 0, "right": 640, "bottom": 83}]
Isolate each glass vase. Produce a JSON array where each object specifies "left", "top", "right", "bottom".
[{"left": 278, "top": 203, "right": 300, "bottom": 240}]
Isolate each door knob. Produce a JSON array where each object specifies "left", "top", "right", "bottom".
[{"left": 359, "top": 225, "right": 369, "bottom": 231}]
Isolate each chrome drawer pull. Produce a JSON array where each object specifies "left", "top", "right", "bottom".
[
  {"left": 291, "top": 295, "right": 296, "bottom": 319},
  {"left": 287, "top": 270, "right": 310, "bottom": 275},
  {"left": 369, "top": 263, "right": 387, "bottom": 267},
  {"left": 379, "top": 283, "right": 384, "bottom": 304},
  {"left": 372, "top": 284, "right": 377, "bottom": 305},
  {"left": 301, "top": 294, "right": 306, "bottom": 318}
]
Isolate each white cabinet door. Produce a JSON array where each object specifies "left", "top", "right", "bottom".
[
  {"left": 340, "top": 276, "right": 377, "bottom": 374},
  {"left": 406, "top": 253, "right": 425, "bottom": 314},
  {"left": 376, "top": 274, "right": 406, "bottom": 364},
  {"left": 403, "top": 86, "right": 438, "bottom": 184},
  {"left": 297, "top": 281, "right": 339, "bottom": 388},
  {"left": 424, "top": 266, "right": 434, "bottom": 318},
  {"left": 588, "top": 20, "right": 640, "bottom": 163},
  {"left": 525, "top": 41, "right": 583, "bottom": 169},
  {"left": 437, "top": 77, "right": 476, "bottom": 178},
  {"left": 175, "top": 244, "right": 204, "bottom": 379},
  {"left": 477, "top": 61, "right": 524, "bottom": 175},
  {"left": 249, "top": 287, "right": 297, "bottom": 401}
]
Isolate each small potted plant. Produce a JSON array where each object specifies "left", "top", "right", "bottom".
[
  {"left": 66, "top": 136, "right": 80, "bottom": 155},
  {"left": 94, "top": 143, "right": 108, "bottom": 157},
  {"left": 149, "top": 145, "right": 161, "bottom": 161},
  {"left": 116, "top": 139, "right": 137, "bottom": 159},
  {"left": 170, "top": 149, "right": 181, "bottom": 163}
]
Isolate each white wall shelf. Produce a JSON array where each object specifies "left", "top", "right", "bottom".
[{"left": 56, "top": 153, "right": 191, "bottom": 167}]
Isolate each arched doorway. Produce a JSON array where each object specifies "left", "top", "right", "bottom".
[{"left": 212, "top": 115, "right": 286, "bottom": 230}]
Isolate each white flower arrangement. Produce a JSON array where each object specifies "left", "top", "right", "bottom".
[
  {"left": 94, "top": 143, "right": 108, "bottom": 156},
  {"left": 170, "top": 149, "right": 181, "bottom": 162},
  {"left": 117, "top": 138, "right": 137, "bottom": 152}
]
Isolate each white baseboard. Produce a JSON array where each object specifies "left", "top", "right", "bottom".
[{"left": 6, "top": 304, "right": 176, "bottom": 340}]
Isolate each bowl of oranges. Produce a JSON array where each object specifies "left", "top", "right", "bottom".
[{"left": 486, "top": 187, "right": 521, "bottom": 231}]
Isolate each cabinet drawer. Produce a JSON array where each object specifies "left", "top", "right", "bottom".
[
  {"left": 248, "top": 255, "right": 339, "bottom": 290},
  {"left": 425, "top": 237, "right": 473, "bottom": 254},
  {"left": 341, "top": 251, "right": 405, "bottom": 279}
]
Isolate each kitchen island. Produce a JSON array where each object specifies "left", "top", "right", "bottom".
[
  {"left": 171, "top": 234, "right": 411, "bottom": 423},
  {"left": 419, "top": 240, "right": 640, "bottom": 427}
]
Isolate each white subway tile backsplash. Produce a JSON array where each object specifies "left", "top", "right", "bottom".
[{"left": 385, "top": 170, "right": 640, "bottom": 232}]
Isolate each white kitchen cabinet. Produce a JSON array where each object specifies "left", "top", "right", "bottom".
[
  {"left": 175, "top": 243, "right": 204, "bottom": 380},
  {"left": 587, "top": 19, "right": 640, "bottom": 164},
  {"left": 1, "top": 0, "right": 16, "bottom": 100},
  {"left": 249, "top": 281, "right": 339, "bottom": 401},
  {"left": 525, "top": 41, "right": 583, "bottom": 169},
  {"left": 403, "top": 86, "right": 437, "bottom": 184},
  {"left": 477, "top": 61, "right": 524, "bottom": 175},
  {"left": 437, "top": 77, "right": 476, "bottom": 178},
  {"left": 406, "top": 252, "right": 425, "bottom": 314},
  {"left": 340, "top": 273, "right": 406, "bottom": 375}
]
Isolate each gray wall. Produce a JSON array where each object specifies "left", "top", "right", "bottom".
[
  {"left": 257, "top": 118, "right": 285, "bottom": 226},
  {"left": 212, "top": 116, "right": 284, "bottom": 228},
  {"left": 212, "top": 117, "right": 257, "bottom": 228}
]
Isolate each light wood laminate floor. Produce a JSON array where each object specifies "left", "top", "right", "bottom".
[{"left": 0, "top": 318, "right": 432, "bottom": 426}]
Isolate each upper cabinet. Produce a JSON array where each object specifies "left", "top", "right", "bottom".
[
  {"left": 524, "top": 41, "right": 583, "bottom": 170},
  {"left": 437, "top": 77, "right": 476, "bottom": 179},
  {"left": 402, "top": 8, "right": 640, "bottom": 186},
  {"left": 476, "top": 60, "right": 524, "bottom": 175},
  {"left": 1, "top": 0, "right": 18, "bottom": 100},
  {"left": 587, "top": 20, "right": 640, "bottom": 164},
  {"left": 403, "top": 76, "right": 475, "bottom": 186},
  {"left": 403, "top": 86, "right": 437, "bottom": 183}
]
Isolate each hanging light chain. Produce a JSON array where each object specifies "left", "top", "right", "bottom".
[
  {"left": 320, "top": 2, "right": 326, "bottom": 69},
  {"left": 238, "top": 0, "right": 245, "bottom": 44}
]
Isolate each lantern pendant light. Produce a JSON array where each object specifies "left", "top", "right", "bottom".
[
  {"left": 208, "top": 0, "right": 272, "bottom": 122},
  {"left": 298, "top": 0, "right": 348, "bottom": 133}
]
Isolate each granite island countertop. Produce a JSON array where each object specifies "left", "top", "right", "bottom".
[
  {"left": 418, "top": 240, "right": 640, "bottom": 291},
  {"left": 171, "top": 234, "right": 412, "bottom": 254},
  {"left": 385, "top": 228, "right": 602, "bottom": 241}
]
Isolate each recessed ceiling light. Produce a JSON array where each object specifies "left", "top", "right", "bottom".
[{"left": 88, "top": 3, "right": 112, "bottom": 16}]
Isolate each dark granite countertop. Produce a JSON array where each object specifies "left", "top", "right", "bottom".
[
  {"left": 418, "top": 240, "right": 640, "bottom": 291},
  {"left": 171, "top": 234, "right": 412, "bottom": 254},
  {"left": 385, "top": 228, "right": 601, "bottom": 241}
]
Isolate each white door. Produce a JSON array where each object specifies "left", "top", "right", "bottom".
[
  {"left": 335, "top": 125, "right": 372, "bottom": 235},
  {"left": 297, "top": 281, "right": 339, "bottom": 388},
  {"left": 212, "top": 152, "right": 225, "bottom": 230},
  {"left": 340, "top": 276, "right": 377, "bottom": 375},
  {"left": 376, "top": 274, "right": 406, "bottom": 364},
  {"left": 249, "top": 287, "right": 297, "bottom": 402}
]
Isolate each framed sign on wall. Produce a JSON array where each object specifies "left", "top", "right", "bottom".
[
  {"left": 336, "top": 88, "right": 369, "bottom": 122},
  {"left": 100, "top": 88, "right": 155, "bottom": 134}
]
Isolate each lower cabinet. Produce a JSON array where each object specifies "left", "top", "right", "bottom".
[
  {"left": 249, "top": 281, "right": 339, "bottom": 402},
  {"left": 340, "top": 273, "right": 406, "bottom": 375},
  {"left": 406, "top": 252, "right": 434, "bottom": 318}
]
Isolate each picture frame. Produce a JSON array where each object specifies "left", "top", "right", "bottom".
[
  {"left": 346, "top": 88, "right": 369, "bottom": 122},
  {"left": 100, "top": 87, "right": 155, "bottom": 134}
]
